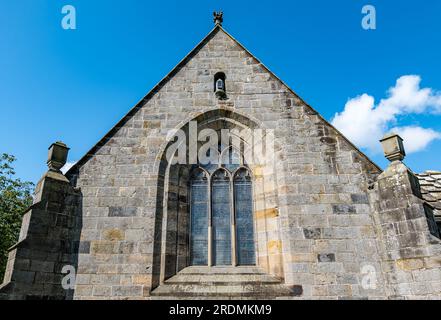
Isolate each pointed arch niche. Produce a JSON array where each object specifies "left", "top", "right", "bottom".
[{"left": 152, "top": 110, "right": 284, "bottom": 288}]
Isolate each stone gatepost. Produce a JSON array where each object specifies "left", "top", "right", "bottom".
[
  {"left": 369, "top": 134, "right": 441, "bottom": 299},
  {"left": 0, "top": 142, "right": 82, "bottom": 300}
]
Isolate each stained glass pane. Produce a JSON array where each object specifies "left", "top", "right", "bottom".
[
  {"left": 234, "top": 169, "right": 255, "bottom": 265},
  {"left": 212, "top": 169, "right": 232, "bottom": 265},
  {"left": 190, "top": 170, "right": 208, "bottom": 265}
]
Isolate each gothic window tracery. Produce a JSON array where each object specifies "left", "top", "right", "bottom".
[{"left": 189, "top": 145, "right": 256, "bottom": 266}]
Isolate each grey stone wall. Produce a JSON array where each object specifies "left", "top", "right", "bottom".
[
  {"left": 369, "top": 161, "right": 441, "bottom": 299},
  {"left": 0, "top": 171, "right": 82, "bottom": 300}
]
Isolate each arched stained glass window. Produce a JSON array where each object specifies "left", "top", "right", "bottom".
[
  {"left": 234, "top": 168, "right": 255, "bottom": 265},
  {"left": 211, "top": 169, "right": 232, "bottom": 265},
  {"left": 189, "top": 147, "right": 255, "bottom": 267},
  {"left": 190, "top": 169, "right": 209, "bottom": 265}
]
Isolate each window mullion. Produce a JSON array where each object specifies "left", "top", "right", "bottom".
[{"left": 230, "top": 175, "right": 237, "bottom": 267}]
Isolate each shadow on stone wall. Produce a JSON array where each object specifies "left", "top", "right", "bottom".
[{"left": 0, "top": 169, "right": 83, "bottom": 300}]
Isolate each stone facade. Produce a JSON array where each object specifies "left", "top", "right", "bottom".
[{"left": 1, "top": 23, "right": 440, "bottom": 300}]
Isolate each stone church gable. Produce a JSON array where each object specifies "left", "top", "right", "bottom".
[
  {"left": 66, "top": 25, "right": 380, "bottom": 179},
  {"left": 61, "top": 24, "right": 387, "bottom": 299},
  {"left": 2, "top": 18, "right": 440, "bottom": 300}
]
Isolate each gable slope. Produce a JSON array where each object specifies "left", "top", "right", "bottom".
[{"left": 66, "top": 25, "right": 381, "bottom": 177}]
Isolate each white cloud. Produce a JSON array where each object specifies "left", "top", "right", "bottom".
[
  {"left": 389, "top": 126, "right": 441, "bottom": 154},
  {"left": 61, "top": 161, "right": 77, "bottom": 174},
  {"left": 331, "top": 75, "right": 441, "bottom": 154}
]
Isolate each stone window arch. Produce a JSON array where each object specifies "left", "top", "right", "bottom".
[
  {"left": 214, "top": 72, "right": 226, "bottom": 92},
  {"left": 152, "top": 110, "right": 285, "bottom": 288},
  {"left": 214, "top": 72, "right": 227, "bottom": 99}
]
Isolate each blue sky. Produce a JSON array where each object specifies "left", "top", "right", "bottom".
[{"left": 1, "top": 0, "right": 440, "bottom": 184}]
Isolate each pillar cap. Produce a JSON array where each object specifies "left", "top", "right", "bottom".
[
  {"left": 380, "top": 133, "right": 406, "bottom": 162},
  {"left": 47, "top": 141, "right": 70, "bottom": 172}
]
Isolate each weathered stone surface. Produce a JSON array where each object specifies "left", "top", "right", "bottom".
[
  {"left": 0, "top": 170, "right": 82, "bottom": 300},
  {"left": 108, "top": 207, "right": 137, "bottom": 217},
  {"left": 317, "top": 254, "right": 336, "bottom": 263},
  {"left": 303, "top": 228, "right": 321, "bottom": 239},
  {"left": 332, "top": 205, "right": 357, "bottom": 215},
  {"left": 368, "top": 161, "right": 441, "bottom": 299}
]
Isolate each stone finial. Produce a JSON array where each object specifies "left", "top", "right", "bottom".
[
  {"left": 213, "top": 11, "right": 223, "bottom": 26},
  {"left": 380, "top": 133, "right": 406, "bottom": 162},
  {"left": 47, "top": 141, "right": 70, "bottom": 172}
]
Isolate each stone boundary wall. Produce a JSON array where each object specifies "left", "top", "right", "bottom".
[
  {"left": 0, "top": 171, "right": 81, "bottom": 300},
  {"left": 369, "top": 161, "right": 441, "bottom": 299}
]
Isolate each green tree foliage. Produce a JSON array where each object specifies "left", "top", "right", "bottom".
[{"left": 0, "top": 154, "right": 34, "bottom": 282}]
